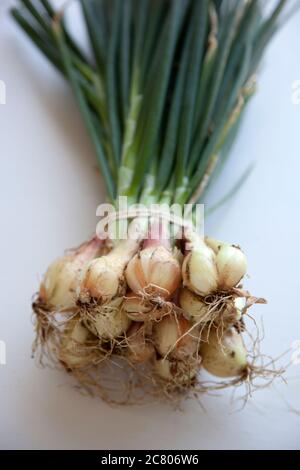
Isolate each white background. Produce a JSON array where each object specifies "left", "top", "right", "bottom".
[{"left": 0, "top": 0, "right": 300, "bottom": 450}]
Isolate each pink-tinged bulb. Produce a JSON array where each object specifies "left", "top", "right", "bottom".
[
  {"left": 79, "top": 238, "right": 141, "bottom": 304},
  {"left": 39, "top": 237, "right": 103, "bottom": 311},
  {"left": 79, "top": 256, "right": 124, "bottom": 304},
  {"left": 125, "top": 246, "right": 181, "bottom": 298}
]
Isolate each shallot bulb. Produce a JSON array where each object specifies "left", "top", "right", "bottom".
[
  {"left": 79, "top": 238, "right": 140, "bottom": 305},
  {"left": 153, "top": 315, "right": 199, "bottom": 359},
  {"left": 38, "top": 237, "right": 102, "bottom": 311},
  {"left": 200, "top": 327, "right": 248, "bottom": 378},
  {"left": 206, "top": 237, "right": 247, "bottom": 291},
  {"left": 182, "top": 233, "right": 248, "bottom": 296},
  {"left": 182, "top": 234, "right": 218, "bottom": 296},
  {"left": 59, "top": 317, "right": 101, "bottom": 369},
  {"left": 125, "top": 323, "right": 155, "bottom": 363},
  {"left": 180, "top": 287, "right": 246, "bottom": 325},
  {"left": 234, "top": 297, "right": 246, "bottom": 320},
  {"left": 154, "top": 358, "right": 173, "bottom": 380},
  {"left": 153, "top": 357, "right": 199, "bottom": 385},
  {"left": 82, "top": 297, "right": 131, "bottom": 340},
  {"left": 179, "top": 288, "right": 210, "bottom": 323},
  {"left": 123, "top": 292, "right": 163, "bottom": 322},
  {"left": 125, "top": 245, "right": 181, "bottom": 299}
]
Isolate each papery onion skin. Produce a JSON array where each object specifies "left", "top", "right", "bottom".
[
  {"left": 200, "top": 327, "right": 248, "bottom": 378},
  {"left": 125, "top": 245, "right": 181, "bottom": 299},
  {"left": 126, "top": 323, "right": 155, "bottom": 363},
  {"left": 82, "top": 297, "right": 131, "bottom": 340},
  {"left": 180, "top": 288, "right": 246, "bottom": 327},
  {"left": 205, "top": 237, "right": 223, "bottom": 254},
  {"left": 154, "top": 358, "right": 173, "bottom": 381},
  {"left": 59, "top": 317, "right": 100, "bottom": 369},
  {"left": 79, "top": 256, "right": 125, "bottom": 303},
  {"left": 153, "top": 315, "right": 198, "bottom": 359},
  {"left": 79, "top": 239, "right": 140, "bottom": 304},
  {"left": 179, "top": 288, "right": 209, "bottom": 323},
  {"left": 216, "top": 244, "right": 247, "bottom": 290},
  {"left": 233, "top": 297, "right": 246, "bottom": 321},
  {"left": 39, "top": 237, "right": 102, "bottom": 311},
  {"left": 123, "top": 292, "right": 162, "bottom": 322},
  {"left": 182, "top": 237, "right": 218, "bottom": 296},
  {"left": 40, "top": 257, "right": 83, "bottom": 310},
  {"left": 153, "top": 357, "right": 199, "bottom": 385},
  {"left": 206, "top": 237, "right": 247, "bottom": 290}
]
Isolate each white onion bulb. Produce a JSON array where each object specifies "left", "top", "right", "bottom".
[
  {"left": 206, "top": 237, "right": 247, "bottom": 290},
  {"left": 153, "top": 315, "right": 198, "bottom": 359},
  {"left": 216, "top": 245, "right": 247, "bottom": 290},
  {"left": 200, "top": 327, "right": 248, "bottom": 378},
  {"left": 154, "top": 358, "right": 173, "bottom": 380},
  {"left": 83, "top": 297, "right": 131, "bottom": 340},
  {"left": 179, "top": 288, "right": 210, "bottom": 323},
  {"left": 39, "top": 238, "right": 102, "bottom": 311},
  {"left": 180, "top": 288, "right": 246, "bottom": 327},
  {"left": 79, "top": 239, "right": 140, "bottom": 304},
  {"left": 126, "top": 323, "right": 155, "bottom": 363},
  {"left": 234, "top": 297, "right": 246, "bottom": 320},
  {"left": 153, "top": 358, "right": 199, "bottom": 384},
  {"left": 123, "top": 293, "right": 162, "bottom": 322},
  {"left": 125, "top": 246, "right": 181, "bottom": 298},
  {"left": 59, "top": 318, "right": 100, "bottom": 369},
  {"left": 182, "top": 236, "right": 218, "bottom": 296}
]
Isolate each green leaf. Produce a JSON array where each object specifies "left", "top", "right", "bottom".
[
  {"left": 106, "top": 0, "right": 123, "bottom": 167},
  {"left": 129, "top": 0, "right": 187, "bottom": 197},
  {"left": 175, "top": 0, "right": 208, "bottom": 187},
  {"left": 52, "top": 20, "right": 115, "bottom": 200}
]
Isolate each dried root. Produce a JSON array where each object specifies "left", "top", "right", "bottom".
[
  {"left": 194, "top": 323, "right": 287, "bottom": 410},
  {"left": 78, "top": 297, "right": 130, "bottom": 340},
  {"left": 123, "top": 285, "right": 181, "bottom": 323},
  {"left": 31, "top": 295, "right": 76, "bottom": 366},
  {"left": 30, "top": 235, "right": 282, "bottom": 408}
]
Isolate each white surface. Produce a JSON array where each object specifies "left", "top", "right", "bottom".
[{"left": 0, "top": 1, "right": 300, "bottom": 450}]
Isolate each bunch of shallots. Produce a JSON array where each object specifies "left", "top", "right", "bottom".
[
  {"left": 33, "top": 222, "right": 266, "bottom": 401},
  {"left": 13, "top": 0, "right": 291, "bottom": 404}
]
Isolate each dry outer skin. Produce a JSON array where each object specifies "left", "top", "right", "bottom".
[{"left": 200, "top": 327, "right": 248, "bottom": 378}]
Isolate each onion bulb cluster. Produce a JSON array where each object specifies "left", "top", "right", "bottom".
[
  {"left": 32, "top": 227, "right": 264, "bottom": 401},
  {"left": 36, "top": 237, "right": 103, "bottom": 312},
  {"left": 18, "top": 0, "right": 287, "bottom": 406},
  {"left": 182, "top": 235, "right": 247, "bottom": 296}
]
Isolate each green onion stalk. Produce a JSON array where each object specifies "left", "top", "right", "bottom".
[{"left": 13, "top": 0, "right": 293, "bottom": 404}]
